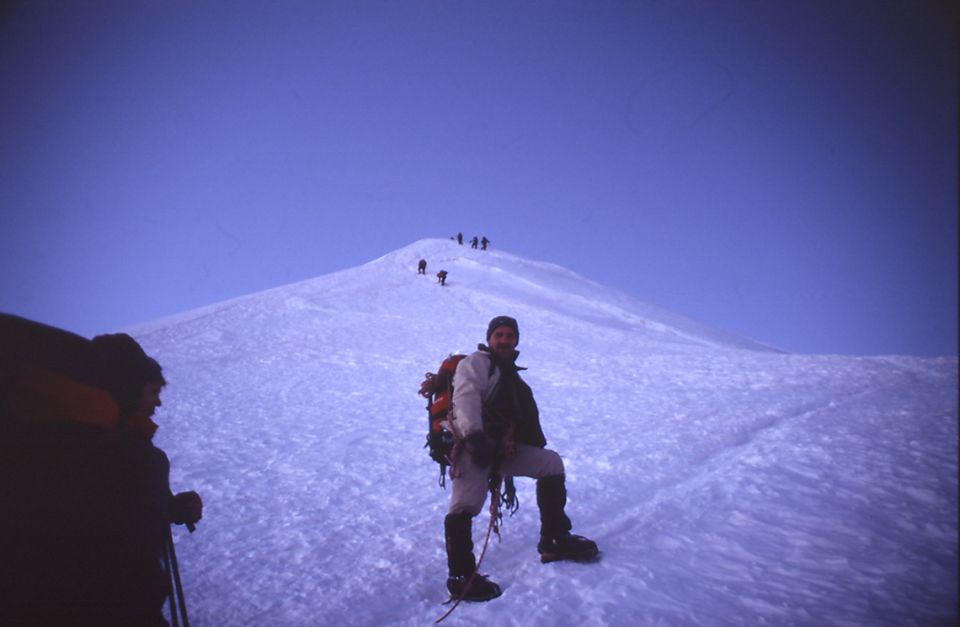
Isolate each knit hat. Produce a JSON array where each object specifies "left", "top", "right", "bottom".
[
  {"left": 142, "top": 357, "right": 166, "bottom": 386},
  {"left": 91, "top": 333, "right": 164, "bottom": 419},
  {"left": 486, "top": 315, "right": 519, "bottom": 344}
]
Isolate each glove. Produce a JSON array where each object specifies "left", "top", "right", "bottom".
[
  {"left": 465, "top": 432, "right": 495, "bottom": 469},
  {"left": 170, "top": 491, "right": 203, "bottom": 526}
]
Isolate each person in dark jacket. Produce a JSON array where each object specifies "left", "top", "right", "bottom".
[
  {"left": 418, "top": 259, "right": 427, "bottom": 275},
  {"left": 92, "top": 334, "right": 204, "bottom": 625},
  {"left": 470, "top": 236, "right": 479, "bottom": 249},
  {"left": 440, "top": 316, "right": 598, "bottom": 602},
  {"left": 480, "top": 236, "right": 490, "bottom": 250},
  {"left": 436, "top": 269, "right": 448, "bottom": 286},
  {"left": 0, "top": 318, "right": 201, "bottom": 626}
]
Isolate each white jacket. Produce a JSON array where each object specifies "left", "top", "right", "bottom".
[{"left": 447, "top": 350, "right": 499, "bottom": 440}]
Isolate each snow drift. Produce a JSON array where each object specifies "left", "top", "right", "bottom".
[{"left": 128, "top": 239, "right": 957, "bottom": 626}]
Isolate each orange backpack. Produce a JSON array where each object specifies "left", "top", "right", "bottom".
[
  {"left": 418, "top": 354, "right": 468, "bottom": 485},
  {"left": 1, "top": 314, "right": 119, "bottom": 429}
]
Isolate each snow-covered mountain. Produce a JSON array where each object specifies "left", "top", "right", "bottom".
[{"left": 130, "top": 239, "right": 957, "bottom": 626}]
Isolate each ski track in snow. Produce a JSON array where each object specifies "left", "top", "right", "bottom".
[{"left": 127, "top": 239, "right": 958, "bottom": 626}]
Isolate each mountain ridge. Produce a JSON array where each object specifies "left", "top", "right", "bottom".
[{"left": 131, "top": 238, "right": 781, "bottom": 355}]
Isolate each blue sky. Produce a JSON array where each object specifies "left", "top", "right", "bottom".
[{"left": 1, "top": 0, "right": 956, "bottom": 356}]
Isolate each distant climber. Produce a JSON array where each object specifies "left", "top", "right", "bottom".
[
  {"left": 418, "top": 259, "right": 427, "bottom": 275},
  {"left": 480, "top": 236, "right": 490, "bottom": 251},
  {"left": 457, "top": 232, "right": 464, "bottom": 245},
  {"left": 470, "top": 237, "right": 479, "bottom": 249},
  {"left": 437, "top": 270, "right": 448, "bottom": 286}
]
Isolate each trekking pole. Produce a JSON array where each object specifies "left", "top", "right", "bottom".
[
  {"left": 435, "top": 479, "right": 502, "bottom": 624},
  {"left": 162, "top": 531, "right": 180, "bottom": 627},
  {"left": 165, "top": 525, "right": 191, "bottom": 627}
]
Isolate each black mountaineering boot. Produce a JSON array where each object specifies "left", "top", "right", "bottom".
[
  {"left": 537, "top": 532, "right": 600, "bottom": 563},
  {"left": 444, "top": 513, "right": 502, "bottom": 601},
  {"left": 446, "top": 573, "right": 502, "bottom": 602},
  {"left": 536, "top": 475, "right": 599, "bottom": 563}
]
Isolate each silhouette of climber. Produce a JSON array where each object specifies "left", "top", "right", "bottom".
[
  {"left": 418, "top": 259, "right": 427, "bottom": 275},
  {"left": 437, "top": 270, "right": 448, "bottom": 286},
  {"left": 480, "top": 236, "right": 490, "bottom": 251},
  {"left": 470, "top": 237, "right": 479, "bottom": 249}
]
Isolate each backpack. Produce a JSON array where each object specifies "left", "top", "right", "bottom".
[
  {"left": 418, "top": 354, "right": 467, "bottom": 486},
  {"left": 1, "top": 314, "right": 119, "bottom": 430}
]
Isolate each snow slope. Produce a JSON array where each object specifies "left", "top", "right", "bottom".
[{"left": 130, "top": 239, "right": 957, "bottom": 626}]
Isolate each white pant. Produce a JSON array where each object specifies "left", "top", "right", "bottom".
[{"left": 448, "top": 442, "right": 564, "bottom": 516}]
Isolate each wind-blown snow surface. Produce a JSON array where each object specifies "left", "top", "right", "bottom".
[{"left": 130, "top": 239, "right": 957, "bottom": 626}]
